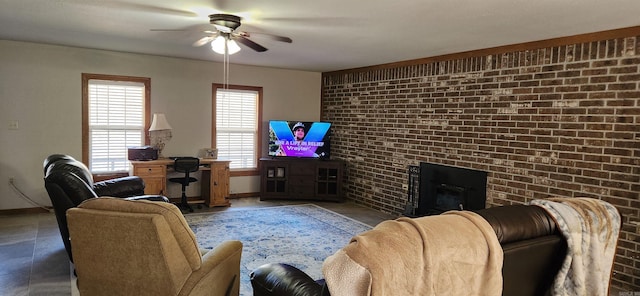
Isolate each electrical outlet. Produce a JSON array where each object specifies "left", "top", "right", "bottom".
[
  {"left": 8, "top": 120, "right": 18, "bottom": 130},
  {"left": 9, "top": 177, "right": 15, "bottom": 184}
]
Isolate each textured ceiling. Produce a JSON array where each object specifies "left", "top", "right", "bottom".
[{"left": 1, "top": 0, "right": 639, "bottom": 72}]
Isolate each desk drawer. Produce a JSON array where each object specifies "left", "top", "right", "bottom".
[{"left": 134, "top": 165, "right": 165, "bottom": 176}]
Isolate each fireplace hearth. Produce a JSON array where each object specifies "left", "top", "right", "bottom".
[{"left": 405, "top": 163, "right": 487, "bottom": 217}]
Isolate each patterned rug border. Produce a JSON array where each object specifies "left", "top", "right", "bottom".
[{"left": 184, "top": 203, "right": 374, "bottom": 228}]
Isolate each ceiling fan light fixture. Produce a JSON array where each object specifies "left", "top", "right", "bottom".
[
  {"left": 211, "top": 36, "right": 226, "bottom": 54},
  {"left": 227, "top": 39, "right": 241, "bottom": 54},
  {"left": 211, "top": 35, "right": 240, "bottom": 55}
]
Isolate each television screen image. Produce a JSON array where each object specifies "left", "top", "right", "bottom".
[{"left": 268, "top": 121, "right": 331, "bottom": 159}]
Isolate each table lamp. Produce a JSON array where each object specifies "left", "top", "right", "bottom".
[{"left": 149, "top": 113, "right": 172, "bottom": 158}]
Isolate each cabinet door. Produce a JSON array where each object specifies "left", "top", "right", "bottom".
[
  {"left": 261, "top": 164, "right": 289, "bottom": 196},
  {"left": 143, "top": 177, "right": 165, "bottom": 195},
  {"left": 209, "top": 162, "right": 231, "bottom": 207},
  {"left": 315, "top": 163, "right": 343, "bottom": 201}
]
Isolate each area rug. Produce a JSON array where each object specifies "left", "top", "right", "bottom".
[{"left": 184, "top": 204, "right": 372, "bottom": 296}]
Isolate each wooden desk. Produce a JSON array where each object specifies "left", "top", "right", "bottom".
[{"left": 130, "top": 158, "right": 231, "bottom": 207}]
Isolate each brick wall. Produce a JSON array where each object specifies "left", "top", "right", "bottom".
[{"left": 321, "top": 30, "right": 640, "bottom": 289}]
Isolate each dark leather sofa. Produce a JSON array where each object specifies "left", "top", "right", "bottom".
[
  {"left": 43, "top": 154, "right": 168, "bottom": 262},
  {"left": 250, "top": 204, "right": 567, "bottom": 296}
]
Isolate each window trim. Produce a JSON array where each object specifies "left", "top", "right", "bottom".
[
  {"left": 212, "top": 83, "right": 263, "bottom": 177},
  {"left": 82, "top": 73, "right": 151, "bottom": 176}
]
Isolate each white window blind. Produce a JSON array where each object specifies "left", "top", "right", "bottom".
[
  {"left": 88, "top": 80, "right": 145, "bottom": 173},
  {"left": 216, "top": 89, "right": 258, "bottom": 169}
]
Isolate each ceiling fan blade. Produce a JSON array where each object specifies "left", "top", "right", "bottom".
[
  {"left": 110, "top": 1, "right": 197, "bottom": 17},
  {"left": 241, "top": 32, "right": 292, "bottom": 43},
  {"left": 270, "top": 35, "right": 293, "bottom": 43},
  {"left": 68, "top": 1, "right": 197, "bottom": 17},
  {"left": 236, "top": 36, "right": 268, "bottom": 52},
  {"left": 193, "top": 36, "right": 216, "bottom": 47},
  {"left": 213, "top": 0, "right": 230, "bottom": 11}
]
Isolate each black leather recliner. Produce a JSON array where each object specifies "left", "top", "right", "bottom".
[
  {"left": 43, "top": 154, "right": 169, "bottom": 262},
  {"left": 250, "top": 205, "right": 567, "bottom": 296}
]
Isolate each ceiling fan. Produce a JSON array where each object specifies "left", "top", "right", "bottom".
[{"left": 174, "top": 13, "right": 292, "bottom": 54}]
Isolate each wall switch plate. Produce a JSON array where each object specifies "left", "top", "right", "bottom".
[{"left": 8, "top": 120, "right": 18, "bottom": 130}]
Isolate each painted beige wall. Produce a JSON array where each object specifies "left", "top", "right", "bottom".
[{"left": 0, "top": 40, "right": 321, "bottom": 210}]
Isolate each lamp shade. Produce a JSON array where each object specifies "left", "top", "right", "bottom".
[{"left": 149, "top": 113, "right": 172, "bottom": 131}]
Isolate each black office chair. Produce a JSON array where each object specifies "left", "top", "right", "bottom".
[{"left": 169, "top": 157, "right": 200, "bottom": 212}]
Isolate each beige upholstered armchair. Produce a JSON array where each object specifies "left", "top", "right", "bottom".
[{"left": 67, "top": 197, "right": 242, "bottom": 296}]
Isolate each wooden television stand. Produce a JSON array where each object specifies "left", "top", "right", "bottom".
[{"left": 259, "top": 157, "right": 344, "bottom": 202}]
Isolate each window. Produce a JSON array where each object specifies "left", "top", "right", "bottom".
[
  {"left": 82, "top": 73, "right": 150, "bottom": 174},
  {"left": 212, "top": 84, "right": 262, "bottom": 175}
]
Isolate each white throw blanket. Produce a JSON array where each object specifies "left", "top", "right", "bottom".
[{"left": 530, "top": 197, "right": 621, "bottom": 296}]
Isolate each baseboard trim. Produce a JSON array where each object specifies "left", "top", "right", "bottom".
[
  {"left": 0, "top": 207, "right": 52, "bottom": 215},
  {"left": 229, "top": 192, "right": 259, "bottom": 199}
]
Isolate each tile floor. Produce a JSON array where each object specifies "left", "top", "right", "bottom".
[{"left": 0, "top": 197, "right": 396, "bottom": 295}]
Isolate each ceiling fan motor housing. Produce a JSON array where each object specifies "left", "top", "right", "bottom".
[{"left": 209, "top": 14, "right": 241, "bottom": 30}]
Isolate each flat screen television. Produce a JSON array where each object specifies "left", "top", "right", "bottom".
[{"left": 268, "top": 120, "right": 331, "bottom": 159}]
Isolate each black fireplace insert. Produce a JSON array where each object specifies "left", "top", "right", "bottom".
[{"left": 412, "top": 162, "right": 487, "bottom": 216}]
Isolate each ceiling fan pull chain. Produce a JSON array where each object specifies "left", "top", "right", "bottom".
[
  {"left": 224, "top": 39, "right": 230, "bottom": 89},
  {"left": 223, "top": 39, "right": 227, "bottom": 89},
  {"left": 227, "top": 39, "right": 230, "bottom": 88}
]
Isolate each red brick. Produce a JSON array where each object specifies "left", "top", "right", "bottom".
[
  {"left": 593, "top": 59, "right": 618, "bottom": 67},
  {"left": 555, "top": 86, "right": 580, "bottom": 92},
  {"left": 557, "top": 70, "right": 581, "bottom": 77},
  {"left": 611, "top": 66, "right": 639, "bottom": 74},
  {"left": 582, "top": 68, "right": 609, "bottom": 75},
  {"left": 567, "top": 62, "right": 590, "bottom": 69},
  {"left": 589, "top": 92, "right": 617, "bottom": 99},
  {"left": 542, "top": 65, "right": 564, "bottom": 72},
  {"left": 609, "top": 83, "right": 638, "bottom": 90},
  {"left": 621, "top": 57, "right": 640, "bottom": 65}
]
